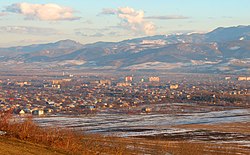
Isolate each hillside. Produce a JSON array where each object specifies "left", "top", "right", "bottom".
[
  {"left": 1, "top": 122, "right": 249, "bottom": 155},
  {"left": 0, "top": 25, "right": 250, "bottom": 74},
  {"left": 0, "top": 137, "right": 66, "bottom": 155}
]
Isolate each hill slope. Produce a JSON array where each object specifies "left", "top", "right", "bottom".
[
  {"left": 0, "top": 137, "right": 66, "bottom": 155},
  {"left": 0, "top": 25, "right": 249, "bottom": 74}
]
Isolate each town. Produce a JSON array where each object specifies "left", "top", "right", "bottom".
[{"left": 0, "top": 72, "right": 249, "bottom": 116}]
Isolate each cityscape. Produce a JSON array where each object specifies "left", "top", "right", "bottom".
[
  {"left": 0, "top": 0, "right": 250, "bottom": 155},
  {"left": 0, "top": 73, "right": 249, "bottom": 116}
]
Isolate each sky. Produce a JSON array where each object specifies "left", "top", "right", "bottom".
[{"left": 0, "top": 0, "right": 249, "bottom": 47}]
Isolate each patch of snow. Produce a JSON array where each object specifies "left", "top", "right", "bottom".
[
  {"left": 124, "top": 62, "right": 183, "bottom": 70},
  {"left": 175, "top": 33, "right": 183, "bottom": 36},
  {"left": 191, "top": 60, "right": 221, "bottom": 65},
  {"left": 140, "top": 40, "right": 166, "bottom": 45},
  {"left": 92, "top": 66, "right": 117, "bottom": 69},
  {"left": 229, "top": 46, "right": 240, "bottom": 50},
  {"left": 210, "top": 42, "right": 218, "bottom": 50},
  {"left": 129, "top": 45, "right": 136, "bottom": 49},
  {"left": 116, "top": 128, "right": 193, "bottom": 137},
  {"left": 177, "top": 38, "right": 186, "bottom": 43},
  {"left": 229, "top": 59, "right": 250, "bottom": 64},
  {"left": 44, "top": 50, "right": 50, "bottom": 54},
  {"left": 57, "top": 60, "right": 86, "bottom": 66},
  {"left": 30, "top": 108, "right": 250, "bottom": 139},
  {"left": 128, "top": 43, "right": 136, "bottom": 46},
  {"left": 239, "top": 37, "right": 245, "bottom": 41},
  {"left": 0, "top": 131, "right": 6, "bottom": 135}
]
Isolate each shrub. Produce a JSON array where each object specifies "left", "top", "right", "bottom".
[{"left": 0, "top": 111, "right": 83, "bottom": 154}]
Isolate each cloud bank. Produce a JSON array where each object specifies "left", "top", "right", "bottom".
[
  {"left": 5, "top": 2, "right": 80, "bottom": 21},
  {"left": 101, "top": 7, "right": 155, "bottom": 35},
  {"left": 0, "top": 26, "right": 59, "bottom": 35}
]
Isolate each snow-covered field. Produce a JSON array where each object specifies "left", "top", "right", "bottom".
[
  {"left": 33, "top": 108, "right": 250, "bottom": 136},
  {"left": 32, "top": 108, "right": 250, "bottom": 148}
]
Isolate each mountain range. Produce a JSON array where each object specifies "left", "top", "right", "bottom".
[{"left": 0, "top": 25, "right": 249, "bottom": 74}]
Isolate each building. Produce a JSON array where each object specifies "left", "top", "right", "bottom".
[
  {"left": 19, "top": 109, "right": 26, "bottom": 115},
  {"left": 46, "top": 101, "right": 55, "bottom": 106},
  {"left": 52, "top": 80, "right": 61, "bottom": 85},
  {"left": 238, "top": 76, "right": 250, "bottom": 81},
  {"left": 117, "top": 82, "right": 132, "bottom": 87},
  {"left": 80, "top": 105, "right": 96, "bottom": 111},
  {"left": 99, "top": 80, "right": 111, "bottom": 85},
  {"left": 32, "top": 109, "right": 44, "bottom": 116},
  {"left": 142, "top": 107, "right": 151, "bottom": 113},
  {"left": 170, "top": 84, "right": 179, "bottom": 90},
  {"left": 125, "top": 76, "right": 133, "bottom": 82},
  {"left": 62, "top": 79, "right": 72, "bottom": 82},
  {"left": 15, "top": 81, "right": 31, "bottom": 87},
  {"left": 52, "top": 84, "right": 61, "bottom": 89},
  {"left": 149, "top": 76, "right": 160, "bottom": 82}
]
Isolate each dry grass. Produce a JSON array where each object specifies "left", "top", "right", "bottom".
[
  {"left": 0, "top": 110, "right": 83, "bottom": 154},
  {"left": 1, "top": 110, "right": 249, "bottom": 155},
  {"left": 0, "top": 136, "right": 66, "bottom": 155},
  {"left": 0, "top": 110, "right": 131, "bottom": 154}
]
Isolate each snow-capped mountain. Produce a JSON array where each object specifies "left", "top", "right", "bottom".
[{"left": 0, "top": 25, "right": 249, "bottom": 74}]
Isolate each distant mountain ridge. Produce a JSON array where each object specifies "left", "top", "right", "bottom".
[{"left": 0, "top": 25, "right": 249, "bottom": 74}]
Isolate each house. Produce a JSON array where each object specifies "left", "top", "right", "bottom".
[
  {"left": 149, "top": 77, "right": 160, "bottom": 82},
  {"left": 142, "top": 107, "right": 151, "bottom": 113},
  {"left": 125, "top": 76, "right": 133, "bottom": 82},
  {"left": 117, "top": 82, "right": 132, "bottom": 87},
  {"left": 85, "top": 105, "right": 96, "bottom": 111},
  {"left": 46, "top": 101, "right": 55, "bottom": 106},
  {"left": 32, "top": 109, "right": 44, "bottom": 115},
  {"left": 238, "top": 76, "right": 250, "bottom": 81},
  {"left": 170, "top": 84, "right": 179, "bottom": 90},
  {"left": 99, "top": 80, "right": 111, "bottom": 85},
  {"left": 80, "top": 105, "right": 96, "bottom": 111},
  {"left": 44, "top": 108, "right": 53, "bottom": 114},
  {"left": 19, "top": 109, "right": 26, "bottom": 115}
]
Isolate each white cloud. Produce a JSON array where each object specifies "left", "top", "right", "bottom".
[
  {"left": 89, "top": 33, "right": 104, "bottom": 37},
  {"left": 5, "top": 2, "right": 80, "bottom": 21},
  {"left": 75, "top": 31, "right": 88, "bottom": 37},
  {"left": 101, "top": 8, "right": 117, "bottom": 15},
  {"left": 75, "top": 31, "right": 104, "bottom": 37},
  {"left": 0, "top": 26, "right": 59, "bottom": 35},
  {"left": 101, "top": 7, "right": 156, "bottom": 35},
  {"left": 145, "top": 15, "right": 189, "bottom": 20}
]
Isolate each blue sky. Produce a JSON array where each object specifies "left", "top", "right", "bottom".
[{"left": 0, "top": 0, "right": 249, "bottom": 47}]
